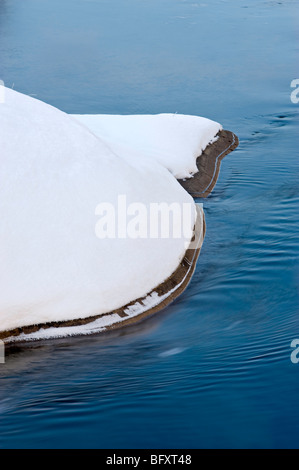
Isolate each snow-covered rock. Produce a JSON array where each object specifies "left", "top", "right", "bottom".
[
  {"left": 73, "top": 113, "right": 221, "bottom": 179},
  {"left": 0, "top": 87, "right": 206, "bottom": 334}
]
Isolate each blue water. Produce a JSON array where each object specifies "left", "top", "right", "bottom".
[{"left": 0, "top": 0, "right": 298, "bottom": 449}]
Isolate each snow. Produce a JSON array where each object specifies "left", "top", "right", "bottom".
[
  {"left": 1, "top": 87, "right": 210, "bottom": 335},
  {"left": 72, "top": 113, "right": 222, "bottom": 179},
  {"left": 4, "top": 205, "right": 204, "bottom": 343}
]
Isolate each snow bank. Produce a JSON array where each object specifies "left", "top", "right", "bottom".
[
  {"left": 0, "top": 88, "right": 197, "bottom": 333},
  {"left": 4, "top": 204, "right": 204, "bottom": 343},
  {"left": 72, "top": 113, "right": 222, "bottom": 179}
]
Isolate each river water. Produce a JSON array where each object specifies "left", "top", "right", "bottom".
[{"left": 0, "top": 0, "right": 298, "bottom": 448}]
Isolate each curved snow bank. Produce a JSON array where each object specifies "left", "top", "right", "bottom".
[
  {"left": 4, "top": 205, "right": 205, "bottom": 343},
  {"left": 0, "top": 88, "right": 197, "bottom": 334},
  {"left": 72, "top": 113, "right": 222, "bottom": 179}
]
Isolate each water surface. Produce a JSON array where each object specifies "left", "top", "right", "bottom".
[{"left": 0, "top": 0, "right": 298, "bottom": 449}]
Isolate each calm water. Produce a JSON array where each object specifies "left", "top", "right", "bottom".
[{"left": 0, "top": 0, "right": 298, "bottom": 449}]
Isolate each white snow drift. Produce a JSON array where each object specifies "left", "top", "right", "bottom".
[
  {"left": 0, "top": 87, "right": 220, "bottom": 336},
  {"left": 73, "top": 113, "right": 221, "bottom": 179}
]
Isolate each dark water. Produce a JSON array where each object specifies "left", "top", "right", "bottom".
[{"left": 0, "top": 0, "right": 298, "bottom": 449}]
